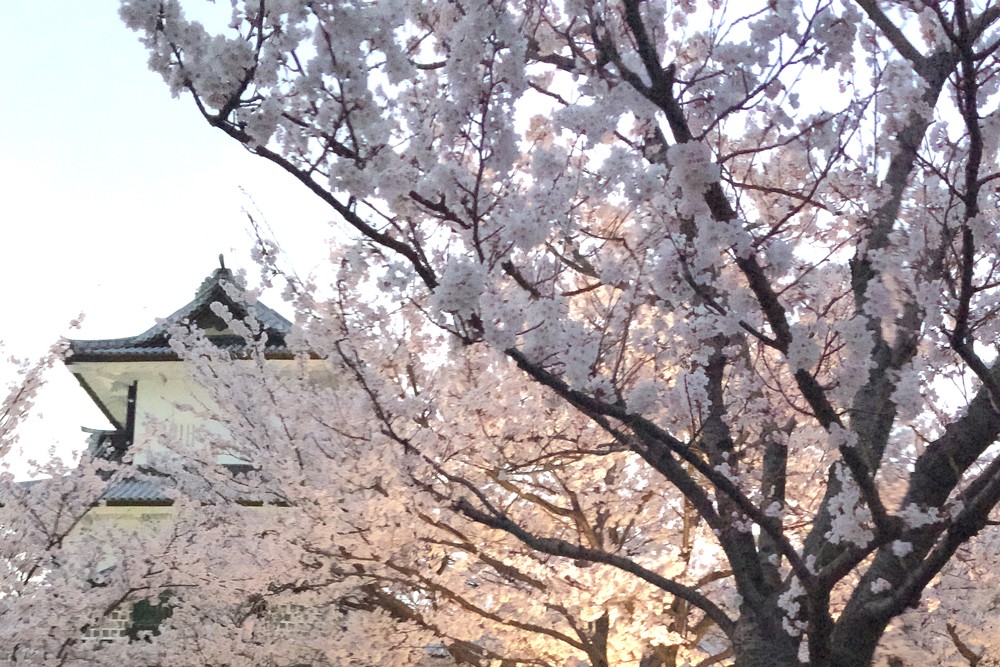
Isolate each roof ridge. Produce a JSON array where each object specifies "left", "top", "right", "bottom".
[{"left": 67, "top": 266, "right": 292, "bottom": 362}]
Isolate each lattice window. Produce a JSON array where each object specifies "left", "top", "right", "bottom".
[
  {"left": 80, "top": 592, "right": 172, "bottom": 642},
  {"left": 81, "top": 606, "right": 131, "bottom": 641},
  {"left": 81, "top": 600, "right": 335, "bottom": 641},
  {"left": 168, "top": 422, "right": 196, "bottom": 446},
  {"left": 268, "top": 603, "right": 326, "bottom": 635}
]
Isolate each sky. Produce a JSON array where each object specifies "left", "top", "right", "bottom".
[{"left": 1, "top": 3, "right": 336, "bottom": 473}]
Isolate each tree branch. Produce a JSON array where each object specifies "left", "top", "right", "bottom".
[{"left": 453, "top": 498, "right": 736, "bottom": 637}]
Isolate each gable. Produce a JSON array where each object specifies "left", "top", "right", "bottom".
[
  {"left": 66, "top": 267, "right": 292, "bottom": 364},
  {"left": 65, "top": 265, "right": 294, "bottom": 431}
]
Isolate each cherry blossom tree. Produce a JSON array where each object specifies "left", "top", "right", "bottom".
[
  {"left": 1, "top": 346, "right": 57, "bottom": 469},
  {"left": 165, "top": 311, "right": 740, "bottom": 667},
  {"left": 875, "top": 523, "right": 1000, "bottom": 666},
  {"left": 0, "top": 340, "right": 442, "bottom": 666},
  {"left": 96, "top": 0, "right": 1000, "bottom": 665},
  {"left": 0, "top": 345, "right": 129, "bottom": 663}
]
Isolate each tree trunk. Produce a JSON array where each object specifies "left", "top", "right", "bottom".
[
  {"left": 828, "top": 602, "right": 891, "bottom": 667},
  {"left": 731, "top": 606, "right": 800, "bottom": 667}
]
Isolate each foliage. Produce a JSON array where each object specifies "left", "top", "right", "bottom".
[{"left": 7, "top": 0, "right": 1000, "bottom": 665}]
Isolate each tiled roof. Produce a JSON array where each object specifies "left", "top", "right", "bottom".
[
  {"left": 103, "top": 478, "right": 171, "bottom": 504},
  {"left": 67, "top": 267, "right": 293, "bottom": 362},
  {"left": 68, "top": 343, "right": 295, "bottom": 361},
  {"left": 9, "top": 476, "right": 171, "bottom": 506},
  {"left": 15, "top": 473, "right": 266, "bottom": 506},
  {"left": 103, "top": 465, "right": 273, "bottom": 506}
]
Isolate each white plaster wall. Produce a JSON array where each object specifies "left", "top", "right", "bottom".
[{"left": 70, "top": 358, "right": 336, "bottom": 465}]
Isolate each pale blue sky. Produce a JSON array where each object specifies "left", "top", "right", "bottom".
[{"left": 1, "top": 3, "right": 335, "bottom": 471}]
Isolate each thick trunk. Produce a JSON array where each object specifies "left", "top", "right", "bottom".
[
  {"left": 731, "top": 606, "right": 800, "bottom": 667},
  {"left": 828, "top": 605, "right": 890, "bottom": 667}
]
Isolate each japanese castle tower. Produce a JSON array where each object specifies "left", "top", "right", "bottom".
[{"left": 63, "top": 263, "right": 293, "bottom": 503}]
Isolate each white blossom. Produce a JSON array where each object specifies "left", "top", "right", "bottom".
[
  {"left": 892, "top": 540, "right": 913, "bottom": 558},
  {"left": 22, "top": 1, "right": 1000, "bottom": 664},
  {"left": 871, "top": 578, "right": 892, "bottom": 594},
  {"left": 825, "top": 463, "right": 874, "bottom": 548}
]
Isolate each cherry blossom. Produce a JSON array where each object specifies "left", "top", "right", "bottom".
[{"left": 9, "top": 1, "right": 1000, "bottom": 666}]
